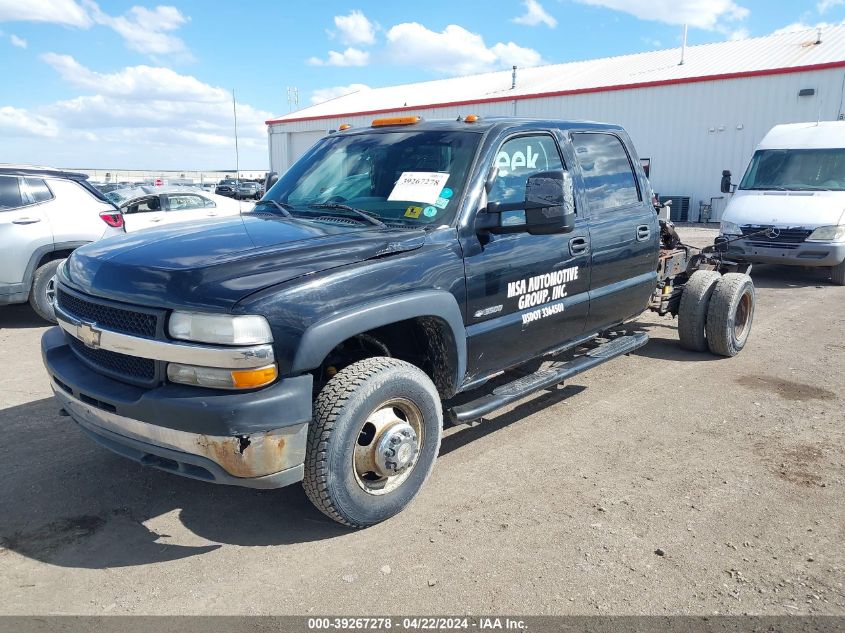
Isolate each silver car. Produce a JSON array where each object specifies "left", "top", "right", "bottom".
[{"left": 0, "top": 165, "right": 120, "bottom": 322}]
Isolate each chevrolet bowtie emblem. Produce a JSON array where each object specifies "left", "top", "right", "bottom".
[{"left": 77, "top": 321, "right": 102, "bottom": 349}]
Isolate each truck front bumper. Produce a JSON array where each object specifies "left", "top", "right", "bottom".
[
  {"left": 724, "top": 239, "right": 845, "bottom": 267},
  {"left": 41, "top": 327, "right": 312, "bottom": 489}
]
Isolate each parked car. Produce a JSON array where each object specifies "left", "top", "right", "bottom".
[
  {"left": 104, "top": 186, "right": 244, "bottom": 233},
  {"left": 234, "top": 181, "right": 262, "bottom": 200},
  {"left": 719, "top": 121, "right": 845, "bottom": 285},
  {"left": 0, "top": 164, "right": 120, "bottom": 322},
  {"left": 42, "top": 117, "right": 756, "bottom": 527},
  {"left": 214, "top": 179, "right": 238, "bottom": 197}
]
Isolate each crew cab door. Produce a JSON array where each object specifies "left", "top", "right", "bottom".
[
  {"left": 570, "top": 131, "right": 658, "bottom": 331},
  {"left": 463, "top": 132, "right": 591, "bottom": 381}
]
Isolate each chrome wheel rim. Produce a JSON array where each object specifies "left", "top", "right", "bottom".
[{"left": 353, "top": 398, "right": 424, "bottom": 496}]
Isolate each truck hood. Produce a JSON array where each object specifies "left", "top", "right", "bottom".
[
  {"left": 723, "top": 190, "right": 845, "bottom": 228},
  {"left": 65, "top": 215, "right": 426, "bottom": 310}
]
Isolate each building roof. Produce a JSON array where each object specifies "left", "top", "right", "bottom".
[{"left": 268, "top": 25, "right": 845, "bottom": 125}]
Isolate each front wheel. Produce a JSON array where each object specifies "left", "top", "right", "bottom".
[
  {"left": 29, "top": 258, "right": 64, "bottom": 323},
  {"left": 303, "top": 357, "right": 442, "bottom": 527}
]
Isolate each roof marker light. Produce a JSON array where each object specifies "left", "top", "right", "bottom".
[
  {"left": 338, "top": 124, "right": 352, "bottom": 130},
  {"left": 372, "top": 116, "right": 421, "bottom": 127},
  {"left": 464, "top": 114, "right": 480, "bottom": 123}
]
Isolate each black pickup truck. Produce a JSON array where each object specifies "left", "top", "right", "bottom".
[{"left": 42, "top": 117, "right": 756, "bottom": 527}]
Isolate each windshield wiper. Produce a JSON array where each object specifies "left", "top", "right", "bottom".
[
  {"left": 308, "top": 203, "right": 387, "bottom": 228},
  {"left": 252, "top": 199, "right": 293, "bottom": 217}
]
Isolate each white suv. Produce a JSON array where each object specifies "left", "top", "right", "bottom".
[{"left": 0, "top": 165, "right": 121, "bottom": 322}]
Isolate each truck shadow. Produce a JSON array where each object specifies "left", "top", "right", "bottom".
[
  {"left": 0, "top": 304, "right": 51, "bottom": 330},
  {"left": 0, "top": 398, "right": 347, "bottom": 570},
  {"left": 0, "top": 386, "right": 588, "bottom": 570}
]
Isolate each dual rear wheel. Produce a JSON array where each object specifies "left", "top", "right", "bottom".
[{"left": 678, "top": 271, "right": 755, "bottom": 357}]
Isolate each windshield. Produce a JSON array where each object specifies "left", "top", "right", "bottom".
[
  {"left": 740, "top": 148, "right": 845, "bottom": 191},
  {"left": 261, "top": 129, "right": 481, "bottom": 227}
]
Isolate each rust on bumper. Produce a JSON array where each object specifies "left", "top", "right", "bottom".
[{"left": 53, "top": 380, "right": 307, "bottom": 479}]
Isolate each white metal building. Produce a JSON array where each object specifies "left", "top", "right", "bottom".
[{"left": 266, "top": 26, "right": 845, "bottom": 222}]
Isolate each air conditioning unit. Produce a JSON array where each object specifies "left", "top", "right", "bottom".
[{"left": 659, "top": 195, "right": 691, "bottom": 222}]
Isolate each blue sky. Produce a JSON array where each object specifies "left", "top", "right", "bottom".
[{"left": 1, "top": 0, "right": 843, "bottom": 170}]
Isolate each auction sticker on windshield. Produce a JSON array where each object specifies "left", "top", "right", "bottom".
[{"left": 388, "top": 172, "right": 450, "bottom": 205}]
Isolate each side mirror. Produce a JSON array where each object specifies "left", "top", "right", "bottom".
[
  {"left": 524, "top": 171, "right": 575, "bottom": 235},
  {"left": 720, "top": 170, "right": 733, "bottom": 194},
  {"left": 264, "top": 171, "right": 279, "bottom": 192},
  {"left": 481, "top": 170, "right": 575, "bottom": 235}
]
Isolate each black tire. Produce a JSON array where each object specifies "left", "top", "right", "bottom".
[
  {"left": 832, "top": 259, "right": 845, "bottom": 286},
  {"left": 29, "top": 259, "right": 63, "bottom": 323},
  {"left": 705, "top": 273, "right": 755, "bottom": 357},
  {"left": 303, "top": 357, "right": 442, "bottom": 528},
  {"left": 678, "top": 270, "right": 721, "bottom": 352}
]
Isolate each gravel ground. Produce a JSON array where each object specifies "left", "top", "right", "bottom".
[{"left": 0, "top": 227, "right": 842, "bottom": 616}]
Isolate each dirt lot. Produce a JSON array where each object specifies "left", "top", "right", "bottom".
[{"left": 0, "top": 227, "right": 843, "bottom": 616}]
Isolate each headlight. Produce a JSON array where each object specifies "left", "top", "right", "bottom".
[
  {"left": 167, "top": 363, "right": 278, "bottom": 390},
  {"left": 168, "top": 311, "right": 273, "bottom": 345},
  {"left": 806, "top": 225, "right": 845, "bottom": 242},
  {"left": 720, "top": 220, "right": 741, "bottom": 236}
]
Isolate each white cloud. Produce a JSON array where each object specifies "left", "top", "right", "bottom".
[
  {"left": 83, "top": 1, "right": 191, "bottom": 58},
  {"left": 772, "top": 20, "right": 844, "bottom": 35},
  {"left": 332, "top": 10, "right": 377, "bottom": 45},
  {"left": 573, "top": 0, "right": 748, "bottom": 30},
  {"left": 41, "top": 53, "right": 227, "bottom": 102},
  {"left": 10, "top": 54, "right": 272, "bottom": 168},
  {"left": 818, "top": 0, "right": 845, "bottom": 13},
  {"left": 728, "top": 27, "right": 749, "bottom": 39},
  {"left": 307, "top": 47, "right": 370, "bottom": 67},
  {"left": 0, "top": 106, "right": 59, "bottom": 138},
  {"left": 310, "top": 83, "right": 371, "bottom": 105},
  {"left": 513, "top": 0, "right": 557, "bottom": 28},
  {"left": 490, "top": 42, "right": 543, "bottom": 68},
  {"left": 0, "top": 0, "right": 91, "bottom": 27},
  {"left": 9, "top": 33, "right": 26, "bottom": 48},
  {"left": 384, "top": 23, "right": 543, "bottom": 75}
]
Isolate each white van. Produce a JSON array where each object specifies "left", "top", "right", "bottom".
[{"left": 719, "top": 121, "right": 845, "bottom": 285}]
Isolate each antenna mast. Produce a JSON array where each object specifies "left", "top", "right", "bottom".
[{"left": 232, "top": 88, "right": 240, "bottom": 184}]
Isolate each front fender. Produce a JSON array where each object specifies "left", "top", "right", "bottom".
[{"left": 290, "top": 290, "right": 467, "bottom": 391}]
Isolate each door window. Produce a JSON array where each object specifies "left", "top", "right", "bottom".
[
  {"left": 124, "top": 196, "right": 162, "bottom": 214},
  {"left": 572, "top": 133, "right": 640, "bottom": 212},
  {"left": 0, "top": 176, "right": 23, "bottom": 210},
  {"left": 24, "top": 178, "right": 54, "bottom": 203},
  {"left": 489, "top": 135, "right": 564, "bottom": 226},
  {"left": 165, "top": 194, "right": 212, "bottom": 211}
]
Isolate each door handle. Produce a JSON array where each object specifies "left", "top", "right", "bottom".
[
  {"left": 636, "top": 225, "right": 651, "bottom": 241},
  {"left": 569, "top": 236, "right": 589, "bottom": 255},
  {"left": 12, "top": 217, "right": 41, "bottom": 225},
  {"left": 149, "top": 217, "right": 162, "bottom": 223}
]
